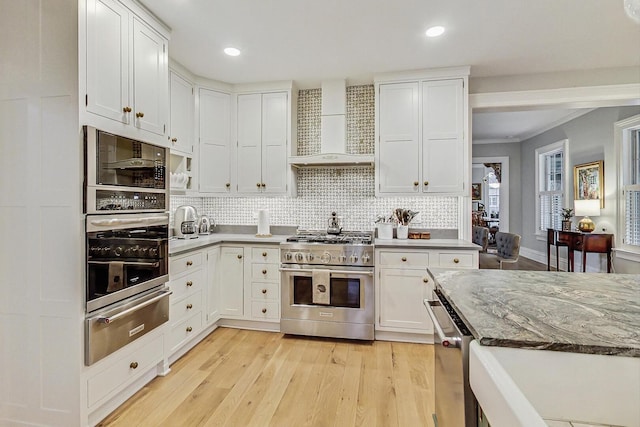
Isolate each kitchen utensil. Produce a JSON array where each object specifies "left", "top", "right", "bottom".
[{"left": 174, "top": 205, "right": 198, "bottom": 239}]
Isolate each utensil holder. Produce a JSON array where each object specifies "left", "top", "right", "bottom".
[
  {"left": 397, "top": 224, "right": 409, "bottom": 239},
  {"left": 378, "top": 223, "right": 393, "bottom": 240}
]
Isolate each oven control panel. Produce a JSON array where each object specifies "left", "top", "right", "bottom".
[{"left": 280, "top": 243, "right": 373, "bottom": 267}]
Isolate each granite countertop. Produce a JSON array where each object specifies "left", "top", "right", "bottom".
[
  {"left": 428, "top": 269, "right": 640, "bottom": 357},
  {"left": 170, "top": 233, "right": 289, "bottom": 256},
  {"left": 375, "top": 238, "right": 480, "bottom": 250}
]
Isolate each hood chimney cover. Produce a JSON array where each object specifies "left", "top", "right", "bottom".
[{"left": 321, "top": 80, "right": 346, "bottom": 154}]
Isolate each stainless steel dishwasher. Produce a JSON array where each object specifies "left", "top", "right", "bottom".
[{"left": 424, "top": 288, "right": 477, "bottom": 427}]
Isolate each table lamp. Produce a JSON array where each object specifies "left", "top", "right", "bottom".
[{"left": 574, "top": 199, "right": 600, "bottom": 232}]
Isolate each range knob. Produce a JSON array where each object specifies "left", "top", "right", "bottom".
[
  {"left": 307, "top": 253, "right": 315, "bottom": 262},
  {"left": 284, "top": 252, "right": 293, "bottom": 261},
  {"left": 349, "top": 253, "right": 358, "bottom": 264},
  {"left": 361, "top": 253, "right": 371, "bottom": 263},
  {"left": 139, "top": 247, "right": 149, "bottom": 256},
  {"left": 90, "top": 246, "right": 101, "bottom": 256},
  {"left": 295, "top": 252, "right": 304, "bottom": 262},
  {"left": 114, "top": 246, "right": 123, "bottom": 257},
  {"left": 320, "top": 252, "right": 332, "bottom": 264},
  {"left": 148, "top": 248, "right": 158, "bottom": 257},
  {"left": 338, "top": 254, "right": 347, "bottom": 263},
  {"left": 100, "top": 247, "right": 111, "bottom": 256},
  {"left": 124, "top": 247, "right": 134, "bottom": 256}
]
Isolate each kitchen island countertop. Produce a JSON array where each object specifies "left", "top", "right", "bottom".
[{"left": 428, "top": 269, "right": 640, "bottom": 357}]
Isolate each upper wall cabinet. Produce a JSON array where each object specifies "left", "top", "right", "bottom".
[
  {"left": 84, "top": 0, "right": 169, "bottom": 145},
  {"left": 375, "top": 68, "right": 469, "bottom": 196},
  {"left": 236, "top": 92, "right": 290, "bottom": 195},
  {"left": 169, "top": 71, "right": 194, "bottom": 154},
  {"left": 199, "top": 88, "right": 232, "bottom": 194}
]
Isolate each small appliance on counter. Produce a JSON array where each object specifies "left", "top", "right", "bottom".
[
  {"left": 327, "top": 212, "right": 342, "bottom": 235},
  {"left": 174, "top": 205, "right": 199, "bottom": 239},
  {"left": 197, "top": 214, "right": 214, "bottom": 235}
]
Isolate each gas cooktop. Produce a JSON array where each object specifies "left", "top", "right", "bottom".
[{"left": 285, "top": 230, "right": 373, "bottom": 245}]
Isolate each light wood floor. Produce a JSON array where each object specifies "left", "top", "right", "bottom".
[{"left": 98, "top": 328, "right": 436, "bottom": 427}]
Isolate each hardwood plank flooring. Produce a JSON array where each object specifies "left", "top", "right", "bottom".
[{"left": 98, "top": 328, "right": 435, "bottom": 427}]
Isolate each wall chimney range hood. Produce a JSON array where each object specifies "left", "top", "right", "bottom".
[{"left": 289, "top": 79, "right": 374, "bottom": 168}]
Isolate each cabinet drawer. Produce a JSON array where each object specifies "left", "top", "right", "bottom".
[
  {"left": 170, "top": 251, "right": 203, "bottom": 276},
  {"left": 251, "top": 282, "right": 279, "bottom": 300},
  {"left": 170, "top": 290, "right": 202, "bottom": 325},
  {"left": 437, "top": 252, "right": 475, "bottom": 268},
  {"left": 168, "top": 311, "right": 203, "bottom": 352},
  {"left": 251, "top": 263, "right": 280, "bottom": 281},
  {"left": 251, "top": 301, "right": 279, "bottom": 320},
  {"left": 378, "top": 251, "right": 429, "bottom": 268},
  {"left": 251, "top": 247, "right": 280, "bottom": 263},
  {"left": 87, "top": 334, "right": 163, "bottom": 408},
  {"left": 169, "top": 268, "right": 203, "bottom": 300}
]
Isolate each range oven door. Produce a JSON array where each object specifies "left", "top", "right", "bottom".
[
  {"left": 280, "top": 265, "right": 374, "bottom": 325},
  {"left": 86, "top": 212, "right": 169, "bottom": 313}
]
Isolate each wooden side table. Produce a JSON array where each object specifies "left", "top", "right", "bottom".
[{"left": 547, "top": 229, "right": 613, "bottom": 272}]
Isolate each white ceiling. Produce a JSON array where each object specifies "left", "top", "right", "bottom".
[{"left": 140, "top": 0, "right": 639, "bottom": 142}]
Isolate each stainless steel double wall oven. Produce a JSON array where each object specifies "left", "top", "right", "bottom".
[{"left": 83, "top": 126, "right": 171, "bottom": 365}]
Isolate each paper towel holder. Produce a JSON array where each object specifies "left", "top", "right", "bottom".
[{"left": 256, "top": 209, "right": 272, "bottom": 237}]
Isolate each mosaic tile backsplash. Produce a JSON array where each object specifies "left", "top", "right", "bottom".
[{"left": 171, "top": 85, "right": 459, "bottom": 231}]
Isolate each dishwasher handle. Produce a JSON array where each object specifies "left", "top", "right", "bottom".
[{"left": 424, "top": 299, "right": 462, "bottom": 348}]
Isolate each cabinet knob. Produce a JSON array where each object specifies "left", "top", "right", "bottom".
[
  {"left": 135, "top": 111, "right": 144, "bottom": 118},
  {"left": 171, "top": 137, "right": 177, "bottom": 143},
  {"left": 453, "top": 258, "right": 460, "bottom": 264},
  {"left": 237, "top": 254, "right": 243, "bottom": 259},
  {"left": 129, "top": 361, "right": 138, "bottom": 369},
  {"left": 262, "top": 269, "right": 267, "bottom": 274},
  {"left": 261, "top": 288, "right": 267, "bottom": 294},
  {"left": 186, "top": 260, "right": 193, "bottom": 266},
  {"left": 256, "top": 183, "right": 261, "bottom": 188},
  {"left": 401, "top": 256, "right": 407, "bottom": 262},
  {"left": 262, "top": 251, "right": 267, "bottom": 257},
  {"left": 186, "top": 281, "right": 193, "bottom": 287},
  {"left": 225, "top": 183, "right": 231, "bottom": 188},
  {"left": 122, "top": 106, "right": 132, "bottom": 113},
  {"left": 186, "top": 303, "right": 193, "bottom": 309},
  {"left": 261, "top": 183, "right": 266, "bottom": 188},
  {"left": 423, "top": 277, "right": 429, "bottom": 283},
  {"left": 186, "top": 326, "right": 193, "bottom": 332},
  {"left": 424, "top": 181, "right": 429, "bottom": 186},
  {"left": 413, "top": 181, "right": 419, "bottom": 186},
  {"left": 261, "top": 308, "right": 267, "bottom": 314}
]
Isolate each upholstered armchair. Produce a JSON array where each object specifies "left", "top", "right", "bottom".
[
  {"left": 495, "top": 232, "right": 521, "bottom": 269},
  {"left": 472, "top": 226, "right": 489, "bottom": 252}
]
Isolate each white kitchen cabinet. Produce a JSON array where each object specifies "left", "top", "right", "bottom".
[
  {"left": 206, "top": 246, "right": 221, "bottom": 324},
  {"left": 375, "top": 247, "right": 478, "bottom": 339},
  {"left": 85, "top": 0, "right": 168, "bottom": 142},
  {"left": 246, "top": 246, "right": 280, "bottom": 322},
  {"left": 219, "top": 246, "right": 245, "bottom": 317},
  {"left": 199, "top": 88, "right": 232, "bottom": 193},
  {"left": 237, "top": 92, "right": 289, "bottom": 194},
  {"left": 168, "top": 71, "right": 194, "bottom": 154},
  {"left": 375, "top": 71, "right": 468, "bottom": 196}
]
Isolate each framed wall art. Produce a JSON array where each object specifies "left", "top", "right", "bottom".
[
  {"left": 471, "top": 183, "right": 482, "bottom": 200},
  {"left": 573, "top": 161, "right": 604, "bottom": 208}
]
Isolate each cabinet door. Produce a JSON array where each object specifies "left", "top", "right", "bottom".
[
  {"left": 132, "top": 17, "right": 167, "bottom": 136},
  {"left": 378, "top": 82, "right": 420, "bottom": 194},
  {"left": 379, "top": 268, "right": 432, "bottom": 332},
  {"left": 261, "top": 92, "right": 288, "bottom": 194},
  {"left": 219, "top": 246, "right": 244, "bottom": 317},
  {"left": 206, "top": 247, "right": 220, "bottom": 324},
  {"left": 236, "top": 94, "right": 263, "bottom": 194},
  {"left": 199, "top": 89, "right": 231, "bottom": 193},
  {"left": 86, "top": 0, "right": 129, "bottom": 124},
  {"left": 169, "top": 71, "right": 194, "bottom": 154},
  {"left": 421, "top": 79, "right": 464, "bottom": 193}
]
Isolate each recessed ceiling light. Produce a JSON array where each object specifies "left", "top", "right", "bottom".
[
  {"left": 425, "top": 26, "right": 445, "bottom": 37},
  {"left": 224, "top": 47, "right": 241, "bottom": 56}
]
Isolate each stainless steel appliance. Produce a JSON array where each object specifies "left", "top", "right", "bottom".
[
  {"left": 424, "top": 287, "right": 477, "bottom": 427},
  {"left": 197, "top": 214, "right": 214, "bottom": 235},
  {"left": 85, "top": 212, "right": 170, "bottom": 365},
  {"left": 280, "top": 230, "right": 374, "bottom": 340},
  {"left": 83, "top": 126, "right": 168, "bottom": 214},
  {"left": 174, "top": 205, "right": 199, "bottom": 239}
]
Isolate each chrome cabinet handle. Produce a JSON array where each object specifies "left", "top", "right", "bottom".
[{"left": 96, "top": 290, "right": 172, "bottom": 324}]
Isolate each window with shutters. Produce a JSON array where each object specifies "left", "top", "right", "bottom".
[
  {"left": 535, "top": 140, "right": 569, "bottom": 236},
  {"left": 616, "top": 115, "right": 640, "bottom": 257}
]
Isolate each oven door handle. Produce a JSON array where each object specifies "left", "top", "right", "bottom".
[
  {"left": 96, "top": 289, "right": 172, "bottom": 324},
  {"left": 279, "top": 267, "right": 374, "bottom": 276},
  {"left": 89, "top": 216, "right": 168, "bottom": 227},
  {"left": 424, "top": 299, "right": 462, "bottom": 348},
  {"left": 88, "top": 260, "right": 160, "bottom": 267}
]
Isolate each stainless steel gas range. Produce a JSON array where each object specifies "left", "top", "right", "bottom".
[{"left": 280, "top": 231, "right": 374, "bottom": 340}]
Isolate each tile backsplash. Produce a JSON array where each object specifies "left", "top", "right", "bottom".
[{"left": 171, "top": 85, "right": 459, "bottom": 231}]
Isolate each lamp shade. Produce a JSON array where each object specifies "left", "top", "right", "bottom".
[{"left": 574, "top": 200, "right": 600, "bottom": 217}]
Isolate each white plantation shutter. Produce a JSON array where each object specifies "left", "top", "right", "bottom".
[
  {"left": 625, "top": 189, "right": 640, "bottom": 246},
  {"left": 536, "top": 141, "right": 566, "bottom": 234},
  {"left": 540, "top": 193, "right": 564, "bottom": 232},
  {"left": 623, "top": 129, "right": 640, "bottom": 247}
]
